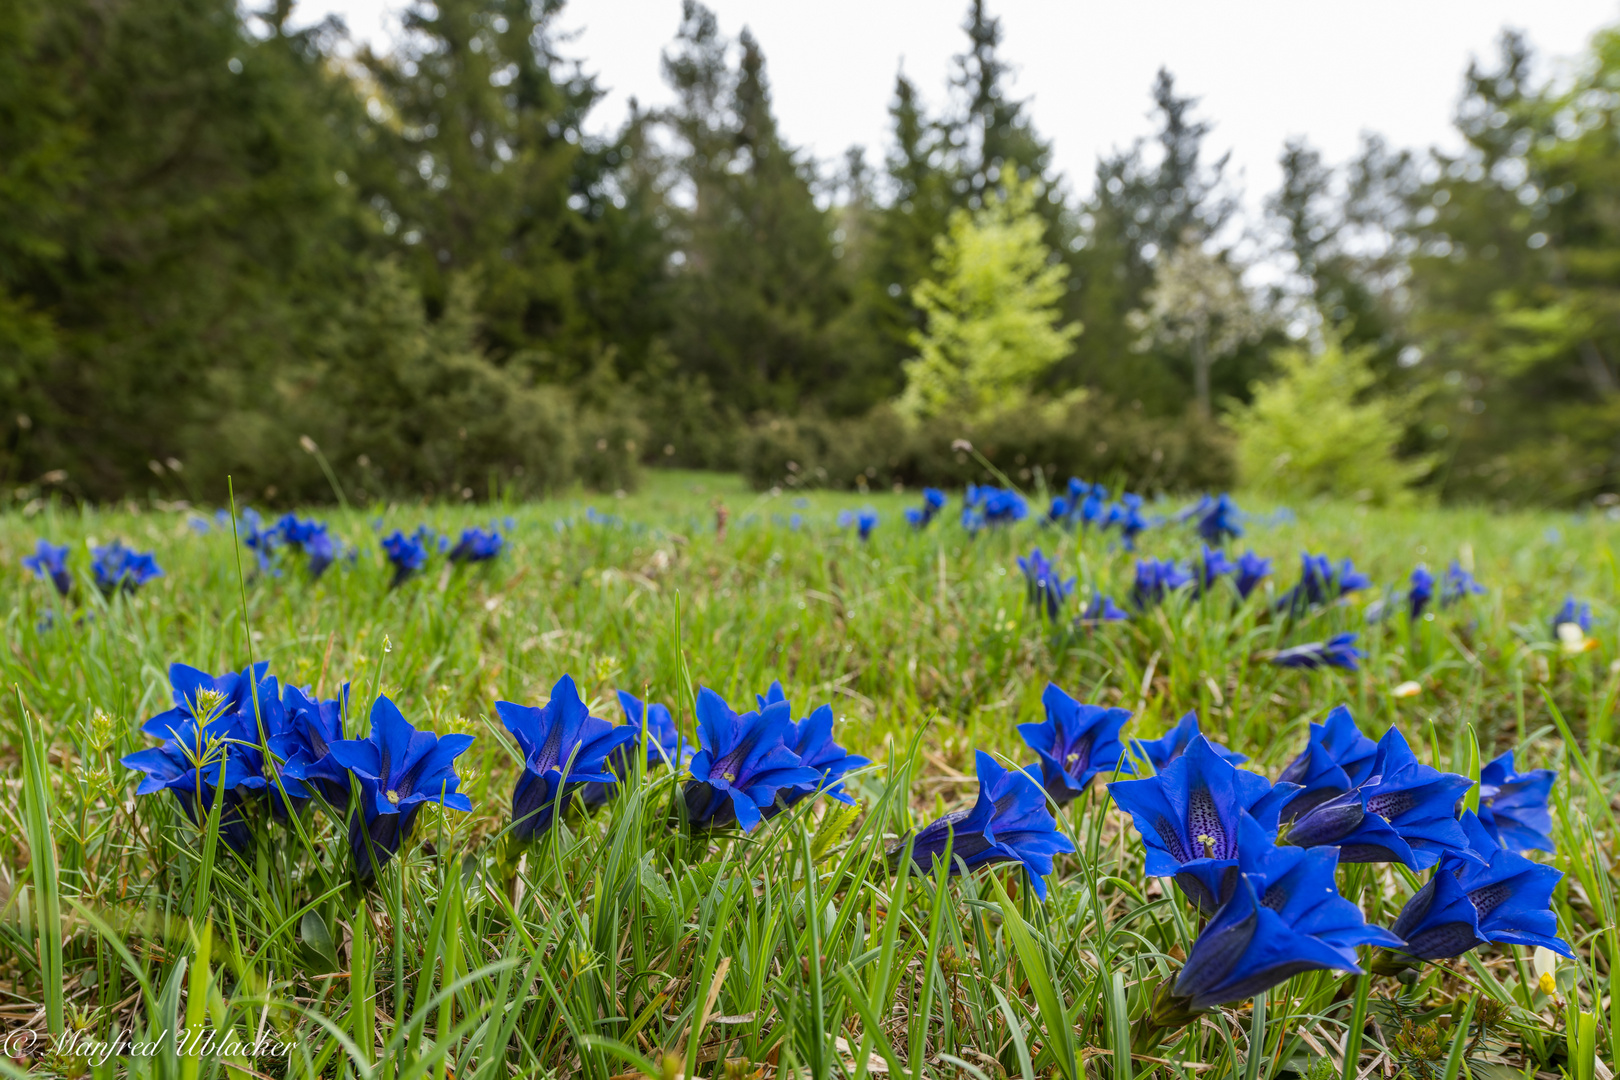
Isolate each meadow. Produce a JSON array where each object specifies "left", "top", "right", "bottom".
[{"left": 0, "top": 469, "right": 1615, "bottom": 1080}]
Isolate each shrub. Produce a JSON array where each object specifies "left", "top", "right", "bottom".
[
  {"left": 1229, "top": 335, "right": 1434, "bottom": 506},
  {"left": 740, "top": 398, "right": 1234, "bottom": 494}
]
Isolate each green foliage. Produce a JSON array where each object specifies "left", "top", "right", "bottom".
[
  {"left": 1231, "top": 335, "right": 1434, "bottom": 505},
  {"left": 741, "top": 399, "right": 1233, "bottom": 492},
  {"left": 898, "top": 174, "right": 1080, "bottom": 419}
]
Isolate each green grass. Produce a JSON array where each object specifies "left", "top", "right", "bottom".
[{"left": 0, "top": 469, "right": 1614, "bottom": 1078}]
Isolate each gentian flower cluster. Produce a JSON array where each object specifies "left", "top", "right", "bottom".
[
  {"left": 91, "top": 540, "right": 164, "bottom": 595},
  {"left": 497, "top": 675, "right": 636, "bottom": 842},
  {"left": 1017, "top": 548, "right": 1075, "bottom": 621},
  {"left": 449, "top": 526, "right": 504, "bottom": 563},
  {"left": 683, "top": 688, "right": 828, "bottom": 831},
  {"left": 381, "top": 530, "right": 429, "bottom": 587},
  {"left": 1407, "top": 565, "right": 1435, "bottom": 620},
  {"left": 277, "top": 515, "right": 339, "bottom": 578},
  {"left": 961, "top": 485, "right": 1028, "bottom": 533},
  {"left": 1441, "top": 560, "right": 1486, "bottom": 606},
  {"left": 1103, "top": 494, "right": 1150, "bottom": 549},
  {"left": 1196, "top": 545, "right": 1235, "bottom": 593},
  {"left": 905, "top": 488, "right": 947, "bottom": 529},
  {"left": 1277, "top": 552, "right": 1370, "bottom": 615},
  {"left": 23, "top": 540, "right": 72, "bottom": 597},
  {"left": 1234, "top": 551, "right": 1271, "bottom": 599},
  {"left": 1132, "top": 557, "right": 1192, "bottom": 610},
  {"left": 1179, "top": 493, "right": 1244, "bottom": 547},
  {"left": 1131, "top": 711, "right": 1246, "bottom": 770},
  {"left": 1552, "top": 596, "right": 1592, "bottom": 638},
  {"left": 1081, "top": 594, "right": 1130, "bottom": 623}
]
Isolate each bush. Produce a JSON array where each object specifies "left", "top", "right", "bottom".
[
  {"left": 739, "top": 398, "right": 1234, "bottom": 494},
  {"left": 1229, "top": 335, "right": 1433, "bottom": 506}
]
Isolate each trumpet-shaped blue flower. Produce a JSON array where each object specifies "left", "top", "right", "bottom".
[
  {"left": 1132, "top": 558, "right": 1192, "bottom": 610},
  {"left": 278, "top": 515, "right": 338, "bottom": 578},
  {"left": 1131, "top": 711, "right": 1247, "bottom": 770},
  {"left": 581, "top": 690, "right": 691, "bottom": 808},
  {"left": 1081, "top": 594, "right": 1130, "bottom": 623},
  {"left": 1018, "top": 548, "right": 1075, "bottom": 620},
  {"left": 1552, "top": 596, "right": 1591, "bottom": 639},
  {"left": 683, "top": 688, "right": 821, "bottom": 831},
  {"left": 23, "top": 540, "right": 72, "bottom": 597},
  {"left": 1108, "top": 737, "right": 1296, "bottom": 913},
  {"left": 1109, "top": 495, "right": 1150, "bottom": 550},
  {"left": 1197, "top": 545, "right": 1235, "bottom": 592},
  {"left": 962, "top": 485, "right": 1028, "bottom": 533},
  {"left": 1441, "top": 561, "right": 1485, "bottom": 606},
  {"left": 1018, "top": 683, "right": 1132, "bottom": 803},
  {"left": 274, "top": 684, "right": 351, "bottom": 810},
  {"left": 329, "top": 695, "right": 473, "bottom": 878},
  {"left": 239, "top": 509, "right": 281, "bottom": 576},
  {"left": 894, "top": 750, "right": 1075, "bottom": 900},
  {"left": 857, "top": 510, "right": 878, "bottom": 540},
  {"left": 1168, "top": 819, "right": 1399, "bottom": 1011},
  {"left": 752, "top": 682, "right": 871, "bottom": 811},
  {"left": 1271, "top": 633, "right": 1366, "bottom": 671},
  {"left": 1285, "top": 726, "right": 1474, "bottom": 869},
  {"left": 496, "top": 674, "right": 635, "bottom": 841},
  {"left": 1277, "top": 705, "right": 1379, "bottom": 819},
  {"left": 1407, "top": 565, "right": 1435, "bottom": 620},
  {"left": 91, "top": 540, "right": 163, "bottom": 595},
  {"left": 1080, "top": 485, "right": 1106, "bottom": 526},
  {"left": 1477, "top": 751, "right": 1555, "bottom": 853},
  {"left": 1388, "top": 811, "right": 1573, "bottom": 961},
  {"left": 448, "top": 527, "right": 504, "bottom": 563},
  {"left": 1278, "top": 553, "right": 1369, "bottom": 614},
  {"left": 1234, "top": 551, "right": 1271, "bottom": 599},
  {"left": 905, "top": 488, "right": 947, "bottom": 528},
  {"left": 381, "top": 530, "right": 428, "bottom": 587},
  {"left": 1186, "top": 493, "right": 1243, "bottom": 547},
  {"left": 1046, "top": 496, "right": 1070, "bottom": 525}
]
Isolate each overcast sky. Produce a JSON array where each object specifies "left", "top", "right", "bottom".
[{"left": 296, "top": 0, "right": 1619, "bottom": 211}]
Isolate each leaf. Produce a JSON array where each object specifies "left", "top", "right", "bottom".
[
  {"left": 811, "top": 799, "right": 862, "bottom": 864},
  {"left": 301, "top": 909, "right": 339, "bottom": 973}
]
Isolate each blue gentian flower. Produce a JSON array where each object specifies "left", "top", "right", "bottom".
[
  {"left": 1067, "top": 477, "right": 1090, "bottom": 504},
  {"left": 1046, "top": 496, "right": 1070, "bottom": 525},
  {"left": 1131, "top": 711, "right": 1247, "bottom": 770},
  {"left": 274, "top": 684, "right": 351, "bottom": 811},
  {"left": 962, "top": 485, "right": 1028, "bottom": 533},
  {"left": 1552, "top": 596, "right": 1592, "bottom": 638},
  {"left": 328, "top": 695, "right": 474, "bottom": 878},
  {"left": 1017, "top": 683, "right": 1132, "bottom": 804},
  {"left": 1284, "top": 726, "right": 1475, "bottom": 869},
  {"left": 449, "top": 527, "right": 504, "bottom": 563},
  {"left": 1234, "top": 551, "right": 1271, "bottom": 599},
  {"left": 1197, "top": 545, "right": 1235, "bottom": 592},
  {"left": 1441, "top": 561, "right": 1485, "bottom": 606},
  {"left": 188, "top": 515, "right": 212, "bottom": 534},
  {"left": 123, "top": 662, "right": 287, "bottom": 852},
  {"left": 894, "top": 750, "right": 1076, "bottom": 900},
  {"left": 906, "top": 488, "right": 947, "bottom": 528},
  {"left": 1271, "top": 632, "right": 1366, "bottom": 671},
  {"left": 1018, "top": 548, "right": 1076, "bottom": 621},
  {"left": 91, "top": 540, "right": 164, "bottom": 595},
  {"left": 1477, "top": 751, "right": 1555, "bottom": 853},
  {"left": 1278, "top": 553, "right": 1369, "bottom": 614},
  {"left": 1108, "top": 737, "right": 1297, "bottom": 913},
  {"left": 1276, "top": 705, "right": 1379, "bottom": 819},
  {"left": 582, "top": 690, "right": 691, "bottom": 808},
  {"left": 1191, "top": 493, "right": 1243, "bottom": 547},
  {"left": 857, "top": 510, "right": 878, "bottom": 541},
  {"left": 1388, "top": 811, "right": 1573, "bottom": 962},
  {"left": 278, "top": 515, "right": 338, "bottom": 578},
  {"left": 1081, "top": 594, "right": 1130, "bottom": 623},
  {"left": 683, "top": 688, "right": 821, "bottom": 831},
  {"left": 1407, "top": 565, "right": 1435, "bottom": 620},
  {"left": 496, "top": 674, "right": 635, "bottom": 841},
  {"left": 1165, "top": 819, "right": 1399, "bottom": 1012},
  {"left": 752, "top": 682, "right": 871, "bottom": 811},
  {"left": 1080, "top": 486, "right": 1106, "bottom": 526},
  {"left": 1114, "top": 495, "right": 1150, "bottom": 550},
  {"left": 1132, "top": 558, "right": 1193, "bottom": 610},
  {"left": 381, "top": 530, "right": 428, "bottom": 587},
  {"left": 22, "top": 540, "right": 72, "bottom": 597},
  {"left": 239, "top": 509, "right": 281, "bottom": 576}
]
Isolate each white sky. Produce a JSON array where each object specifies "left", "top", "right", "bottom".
[{"left": 295, "top": 0, "right": 1619, "bottom": 211}]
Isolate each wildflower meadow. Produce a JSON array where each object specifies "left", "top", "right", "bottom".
[{"left": 1, "top": 470, "right": 1615, "bottom": 1079}]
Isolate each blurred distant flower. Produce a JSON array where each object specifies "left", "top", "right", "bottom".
[
  {"left": 278, "top": 515, "right": 337, "bottom": 579},
  {"left": 1407, "top": 565, "right": 1434, "bottom": 620},
  {"left": 1392, "top": 680, "right": 1422, "bottom": 698},
  {"left": 1018, "top": 682, "right": 1132, "bottom": 803},
  {"left": 1018, "top": 547, "right": 1075, "bottom": 621},
  {"left": 1106, "top": 494, "right": 1150, "bottom": 549},
  {"left": 1180, "top": 493, "right": 1243, "bottom": 547},
  {"left": 497, "top": 674, "right": 634, "bottom": 841},
  {"left": 857, "top": 510, "right": 878, "bottom": 540},
  {"left": 1131, "top": 711, "right": 1247, "bottom": 770},
  {"left": 22, "top": 540, "right": 72, "bottom": 597},
  {"left": 1440, "top": 560, "right": 1485, "bottom": 606},
  {"left": 91, "top": 540, "right": 164, "bottom": 595},
  {"left": 1080, "top": 485, "right": 1106, "bottom": 527},
  {"left": 1197, "top": 545, "right": 1235, "bottom": 592},
  {"left": 1132, "top": 558, "right": 1192, "bottom": 609},
  {"left": 1108, "top": 736, "right": 1297, "bottom": 913},
  {"left": 789, "top": 513, "right": 803, "bottom": 530},
  {"left": 1277, "top": 553, "right": 1369, "bottom": 614},
  {"left": 905, "top": 488, "right": 948, "bottom": 529},
  {"left": 893, "top": 750, "right": 1075, "bottom": 900},
  {"left": 1081, "top": 594, "right": 1130, "bottom": 623},
  {"left": 330, "top": 695, "right": 473, "bottom": 878},
  {"left": 381, "top": 530, "right": 428, "bottom": 587},
  {"left": 188, "top": 515, "right": 212, "bottom": 534},
  {"left": 1271, "top": 633, "right": 1365, "bottom": 671},
  {"left": 239, "top": 509, "right": 281, "bottom": 576},
  {"left": 1551, "top": 596, "right": 1592, "bottom": 640},
  {"left": 1046, "top": 496, "right": 1070, "bottom": 525},
  {"left": 1234, "top": 551, "right": 1271, "bottom": 599},
  {"left": 1477, "top": 751, "right": 1556, "bottom": 854},
  {"left": 1284, "top": 726, "right": 1474, "bottom": 869},
  {"left": 683, "top": 688, "right": 819, "bottom": 832},
  {"left": 449, "top": 527, "right": 504, "bottom": 563},
  {"left": 962, "top": 484, "right": 1028, "bottom": 533},
  {"left": 1387, "top": 811, "right": 1572, "bottom": 962}
]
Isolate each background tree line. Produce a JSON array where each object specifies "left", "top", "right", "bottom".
[{"left": 2, "top": 0, "right": 1617, "bottom": 506}]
